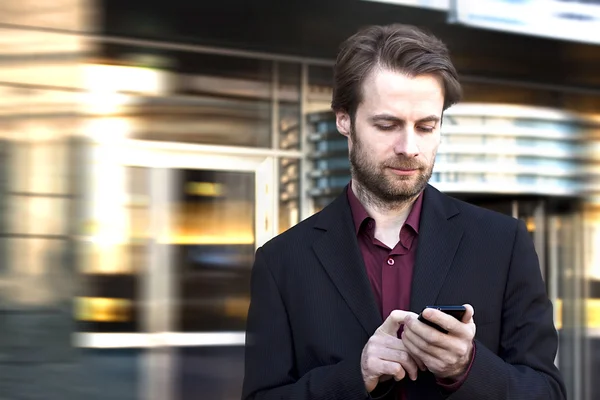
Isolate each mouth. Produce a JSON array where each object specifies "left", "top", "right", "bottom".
[{"left": 387, "top": 167, "right": 419, "bottom": 176}]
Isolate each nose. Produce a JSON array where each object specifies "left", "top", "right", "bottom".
[{"left": 393, "top": 129, "right": 419, "bottom": 158}]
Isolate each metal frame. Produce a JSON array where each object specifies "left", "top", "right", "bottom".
[
  {"left": 548, "top": 216, "right": 560, "bottom": 367},
  {"left": 571, "top": 214, "right": 586, "bottom": 400},
  {"left": 73, "top": 332, "right": 246, "bottom": 348},
  {"left": 77, "top": 139, "right": 276, "bottom": 400},
  {"left": 299, "top": 63, "right": 313, "bottom": 220},
  {"left": 3, "top": 22, "right": 600, "bottom": 97},
  {"left": 270, "top": 61, "right": 281, "bottom": 235},
  {"left": 143, "top": 166, "right": 176, "bottom": 400},
  {"left": 75, "top": 140, "right": 279, "bottom": 340},
  {"left": 534, "top": 200, "right": 546, "bottom": 283}
]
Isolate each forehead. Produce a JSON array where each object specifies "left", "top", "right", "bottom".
[{"left": 359, "top": 68, "right": 444, "bottom": 117}]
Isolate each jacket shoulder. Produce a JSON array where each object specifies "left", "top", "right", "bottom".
[
  {"left": 260, "top": 210, "right": 321, "bottom": 254},
  {"left": 445, "top": 194, "right": 521, "bottom": 232}
]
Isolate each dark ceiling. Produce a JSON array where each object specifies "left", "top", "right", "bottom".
[{"left": 101, "top": 0, "right": 600, "bottom": 94}]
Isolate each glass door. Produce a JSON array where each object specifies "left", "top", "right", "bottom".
[
  {"left": 127, "top": 144, "right": 274, "bottom": 400},
  {"left": 548, "top": 211, "right": 589, "bottom": 400},
  {"left": 77, "top": 140, "right": 275, "bottom": 400}
]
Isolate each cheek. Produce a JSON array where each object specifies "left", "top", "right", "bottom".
[{"left": 419, "top": 137, "right": 440, "bottom": 160}]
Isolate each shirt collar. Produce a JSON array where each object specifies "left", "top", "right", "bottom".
[{"left": 346, "top": 181, "right": 423, "bottom": 235}]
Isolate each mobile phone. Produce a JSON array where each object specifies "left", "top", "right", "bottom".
[{"left": 417, "top": 305, "right": 466, "bottom": 334}]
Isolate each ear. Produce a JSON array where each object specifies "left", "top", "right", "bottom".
[{"left": 335, "top": 111, "right": 351, "bottom": 138}]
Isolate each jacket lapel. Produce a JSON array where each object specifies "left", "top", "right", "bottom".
[
  {"left": 312, "top": 190, "right": 382, "bottom": 336},
  {"left": 410, "top": 185, "right": 464, "bottom": 313}
]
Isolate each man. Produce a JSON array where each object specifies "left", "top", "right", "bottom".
[{"left": 242, "top": 24, "right": 566, "bottom": 400}]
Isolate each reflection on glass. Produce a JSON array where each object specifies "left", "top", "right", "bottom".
[
  {"left": 8, "top": 196, "right": 66, "bottom": 236},
  {"left": 278, "top": 62, "right": 301, "bottom": 151},
  {"left": 279, "top": 158, "right": 300, "bottom": 234},
  {"left": 307, "top": 65, "right": 334, "bottom": 114},
  {"left": 117, "top": 49, "right": 274, "bottom": 148},
  {"left": 170, "top": 170, "right": 254, "bottom": 245},
  {"left": 554, "top": 213, "right": 587, "bottom": 400},
  {"left": 172, "top": 169, "right": 255, "bottom": 332},
  {"left": 127, "top": 166, "right": 151, "bottom": 242},
  {"left": 4, "top": 238, "right": 68, "bottom": 306},
  {"left": 77, "top": 167, "right": 149, "bottom": 333}
]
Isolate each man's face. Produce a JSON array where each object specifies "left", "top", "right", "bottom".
[{"left": 336, "top": 68, "right": 444, "bottom": 203}]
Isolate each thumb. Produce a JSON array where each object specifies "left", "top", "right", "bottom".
[
  {"left": 377, "top": 310, "right": 412, "bottom": 336},
  {"left": 462, "top": 304, "right": 475, "bottom": 323}
]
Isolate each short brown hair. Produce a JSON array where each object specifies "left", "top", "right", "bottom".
[{"left": 331, "top": 24, "right": 462, "bottom": 118}]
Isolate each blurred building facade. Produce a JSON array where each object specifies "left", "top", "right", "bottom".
[{"left": 1, "top": 0, "right": 600, "bottom": 399}]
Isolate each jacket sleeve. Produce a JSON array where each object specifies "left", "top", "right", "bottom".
[
  {"left": 241, "top": 247, "right": 375, "bottom": 400},
  {"left": 448, "top": 220, "right": 567, "bottom": 400}
]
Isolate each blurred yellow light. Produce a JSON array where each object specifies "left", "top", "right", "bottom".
[
  {"left": 186, "top": 182, "right": 224, "bottom": 197},
  {"left": 84, "top": 64, "right": 165, "bottom": 94},
  {"left": 84, "top": 117, "right": 130, "bottom": 143},
  {"left": 225, "top": 297, "right": 251, "bottom": 318},
  {"left": 526, "top": 217, "right": 536, "bottom": 232},
  {"left": 553, "top": 298, "right": 600, "bottom": 330},
  {"left": 82, "top": 64, "right": 167, "bottom": 116},
  {"left": 75, "top": 297, "right": 132, "bottom": 322},
  {"left": 588, "top": 299, "right": 600, "bottom": 329},
  {"left": 164, "top": 234, "right": 254, "bottom": 245},
  {"left": 554, "top": 298, "right": 562, "bottom": 330}
]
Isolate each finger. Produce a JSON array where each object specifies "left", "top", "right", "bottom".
[
  {"left": 375, "top": 333, "right": 411, "bottom": 351},
  {"left": 371, "top": 335, "right": 427, "bottom": 373},
  {"left": 392, "top": 337, "right": 427, "bottom": 372},
  {"left": 402, "top": 325, "right": 441, "bottom": 359},
  {"left": 463, "top": 304, "right": 475, "bottom": 323},
  {"left": 394, "top": 367, "right": 407, "bottom": 382},
  {"left": 398, "top": 352, "right": 419, "bottom": 381},
  {"left": 376, "top": 359, "right": 406, "bottom": 381},
  {"left": 405, "top": 314, "right": 448, "bottom": 346},
  {"left": 401, "top": 332, "right": 435, "bottom": 370},
  {"left": 397, "top": 337, "right": 427, "bottom": 371},
  {"left": 377, "top": 310, "right": 413, "bottom": 336},
  {"left": 420, "top": 309, "right": 462, "bottom": 335},
  {"left": 375, "top": 348, "right": 419, "bottom": 381},
  {"left": 414, "top": 354, "right": 427, "bottom": 371}
]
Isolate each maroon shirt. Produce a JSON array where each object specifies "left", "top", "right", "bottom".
[
  {"left": 347, "top": 185, "right": 422, "bottom": 323},
  {"left": 346, "top": 184, "right": 474, "bottom": 397}
]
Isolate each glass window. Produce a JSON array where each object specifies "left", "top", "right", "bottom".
[
  {"left": 308, "top": 65, "right": 333, "bottom": 115},
  {"left": 171, "top": 169, "right": 255, "bottom": 332},
  {"left": 4, "top": 239, "right": 68, "bottom": 306},
  {"left": 104, "top": 45, "right": 275, "bottom": 148},
  {"left": 76, "top": 167, "right": 149, "bottom": 333},
  {"left": 279, "top": 158, "right": 300, "bottom": 234},
  {"left": 278, "top": 62, "right": 302, "bottom": 151},
  {"left": 6, "top": 196, "right": 67, "bottom": 236}
]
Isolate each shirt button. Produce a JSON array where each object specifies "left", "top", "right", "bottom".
[{"left": 387, "top": 258, "right": 395, "bottom": 266}]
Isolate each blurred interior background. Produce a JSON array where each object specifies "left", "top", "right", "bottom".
[{"left": 1, "top": 0, "right": 600, "bottom": 399}]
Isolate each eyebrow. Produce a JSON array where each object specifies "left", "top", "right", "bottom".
[{"left": 369, "top": 114, "right": 441, "bottom": 124}]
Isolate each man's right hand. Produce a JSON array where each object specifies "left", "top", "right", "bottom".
[{"left": 361, "top": 310, "right": 426, "bottom": 393}]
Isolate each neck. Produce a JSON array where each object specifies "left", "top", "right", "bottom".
[{"left": 351, "top": 179, "right": 419, "bottom": 231}]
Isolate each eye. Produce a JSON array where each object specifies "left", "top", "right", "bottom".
[
  {"left": 417, "top": 125, "right": 435, "bottom": 133},
  {"left": 375, "top": 125, "right": 395, "bottom": 131}
]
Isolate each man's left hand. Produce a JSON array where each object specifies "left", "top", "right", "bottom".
[{"left": 401, "top": 304, "right": 476, "bottom": 380}]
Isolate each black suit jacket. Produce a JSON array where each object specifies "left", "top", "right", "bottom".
[{"left": 242, "top": 185, "right": 566, "bottom": 399}]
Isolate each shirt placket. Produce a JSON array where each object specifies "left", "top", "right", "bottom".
[{"left": 381, "top": 246, "right": 408, "bottom": 325}]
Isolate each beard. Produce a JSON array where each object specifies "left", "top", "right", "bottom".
[{"left": 349, "top": 126, "right": 433, "bottom": 206}]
